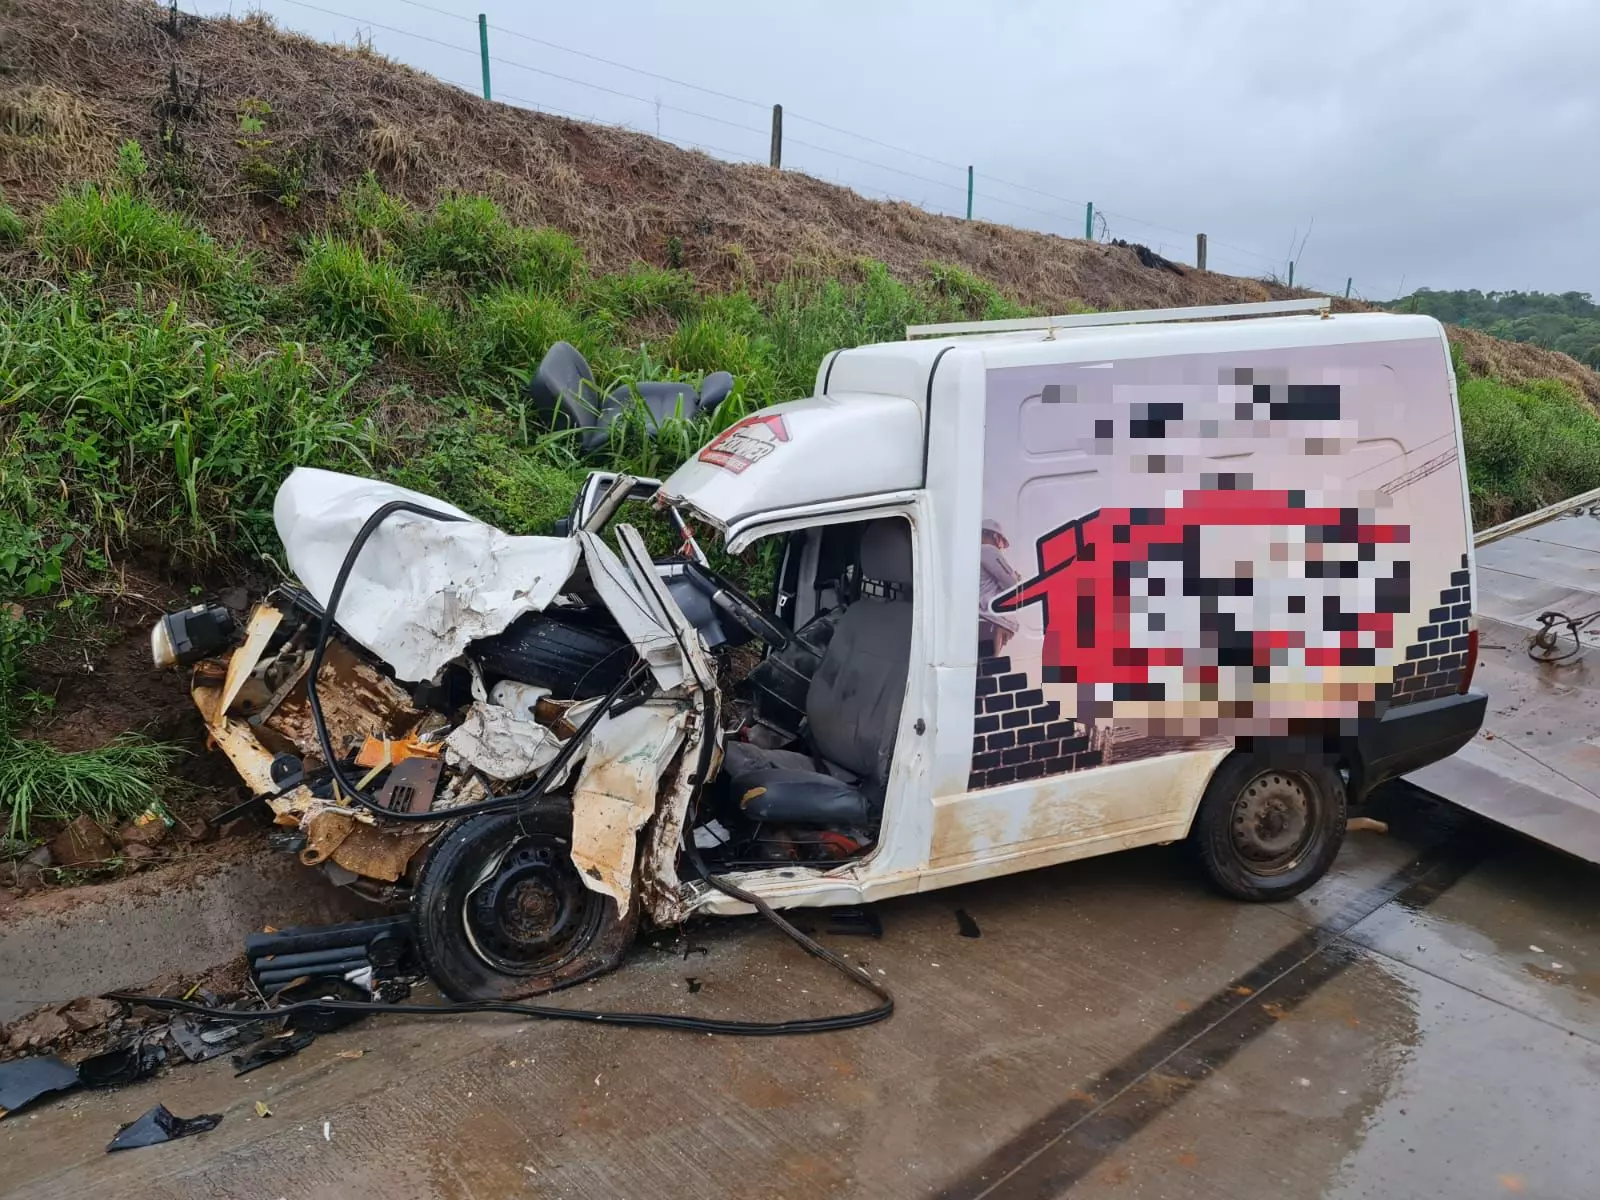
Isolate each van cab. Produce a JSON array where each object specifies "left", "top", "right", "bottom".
[{"left": 664, "top": 297, "right": 1487, "bottom": 914}]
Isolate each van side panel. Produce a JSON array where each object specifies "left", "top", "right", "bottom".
[{"left": 966, "top": 336, "right": 1469, "bottom": 793}]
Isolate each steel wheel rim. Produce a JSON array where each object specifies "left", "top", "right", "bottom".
[
  {"left": 461, "top": 836, "right": 604, "bottom": 975},
  {"left": 1229, "top": 770, "right": 1319, "bottom": 876}
]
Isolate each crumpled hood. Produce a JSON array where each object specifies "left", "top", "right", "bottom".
[{"left": 274, "top": 468, "right": 581, "bottom": 683}]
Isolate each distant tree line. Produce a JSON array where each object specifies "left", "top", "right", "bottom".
[{"left": 1390, "top": 289, "right": 1600, "bottom": 369}]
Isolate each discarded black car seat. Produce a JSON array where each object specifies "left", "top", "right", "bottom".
[
  {"left": 524, "top": 342, "right": 731, "bottom": 456},
  {"left": 723, "top": 519, "right": 914, "bottom": 825}
]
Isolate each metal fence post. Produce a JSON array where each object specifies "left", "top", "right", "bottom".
[
  {"left": 770, "top": 104, "right": 782, "bottom": 168},
  {"left": 1345, "top": 277, "right": 1352, "bottom": 299},
  {"left": 1196, "top": 233, "right": 1207, "bottom": 270},
  {"left": 1288, "top": 261, "right": 1295, "bottom": 287},
  {"left": 1084, "top": 201, "right": 1093, "bottom": 240},
  {"left": 478, "top": 14, "right": 491, "bottom": 100},
  {"left": 966, "top": 166, "right": 973, "bottom": 220}
]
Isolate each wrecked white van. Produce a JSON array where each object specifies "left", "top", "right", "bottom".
[{"left": 154, "top": 297, "right": 1486, "bottom": 1000}]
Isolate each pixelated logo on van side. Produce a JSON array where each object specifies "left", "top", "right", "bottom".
[
  {"left": 991, "top": 487, "right": 1411, "bottom": 723},
  {"left": 697, "top": 413, "right": 790, "bottom": 474}
]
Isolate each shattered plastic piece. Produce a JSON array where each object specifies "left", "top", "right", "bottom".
[
  {"left": 0, "top": 1055, "right": 79, "bottom": 1117},
  {"left": 77, "top": 1039, "right": 167, "bottom": 1088},
  {"left": 274, "top": 468, "right": 581, "bottom": 682},
  {"left": 254, "top": 1100, "right": 272, "bottom": 1118},
  {"left": 826, "top": 907, "right": 884, "bottom": 938},
  {"left": 281, "top": 979, "right": 370, "bottom": 1034},
  {"left": 444, "top": 702, "right": 565, "bottom": 782},
  {"left": 232, "top": 1029, "right": 317, "bottom": 1076},
  {"left": 107, "top": 1104, "right": 223, "bottom": 1151},
  {"left": 168, "top": 1015, "right": 266, "bottom": 1064}
]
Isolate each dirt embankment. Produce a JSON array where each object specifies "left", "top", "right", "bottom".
[{"left": 3, "top": 0, "right": 1595, "bottom": 404}]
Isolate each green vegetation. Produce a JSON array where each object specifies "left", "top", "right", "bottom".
[
  {"left": 1397, "top": 288, "right": 1600, "bottom": 370},
  {"left": 1456, "top": 357, "right": 1600, "bottom": 523}
]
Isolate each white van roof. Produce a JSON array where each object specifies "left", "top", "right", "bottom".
[{"left": 661, "top": 308, "right": 1450, "bottom": 537}]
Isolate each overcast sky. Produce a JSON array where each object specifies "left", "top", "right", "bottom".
[{"left": 200, "top": 0, "right": 1600, "bottom": 301}]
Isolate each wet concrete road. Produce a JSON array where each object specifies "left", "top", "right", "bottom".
[{"left": 3, "top": 789, "right": 1596, "bottom": 1199}]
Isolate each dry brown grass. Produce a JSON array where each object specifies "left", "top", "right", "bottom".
[{"left": 2, "top": 0, "right": 1596, "bottom": 405}]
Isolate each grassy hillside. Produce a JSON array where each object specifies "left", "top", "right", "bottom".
[{"left": 2, "top": 0, "right": 1600, "bottom": 860}]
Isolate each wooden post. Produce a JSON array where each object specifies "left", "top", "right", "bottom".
[
  {"left": 769, "top": 104, "right": 782, "bottom": 168},
  {"left": 1344, "top": 277, "right": 1352, "bottom": 299},
  {"left": 966, "top": 166, "right": 973, "bottom": 220},
  {"left": 477, "top": 14, "right": 491, "bottom": 100},
  {"left": 1196, "top": 232, "right": 1208, "bottom": 271},
  {"left": 1084, "top": 201, "right": 1093, "bottom": 240}
]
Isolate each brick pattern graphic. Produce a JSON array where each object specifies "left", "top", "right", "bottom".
[
  {"left": 1389, "top": 553, "right": 1472, "bottom": 705},
  {"left": 968, "top": 647, "right": 1104, "bottom": 791}
]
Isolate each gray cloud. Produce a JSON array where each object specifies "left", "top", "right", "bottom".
[{"left": 212, "top": 0, "right": 1600, "bottom": 299}]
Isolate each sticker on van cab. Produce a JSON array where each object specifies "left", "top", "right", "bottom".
[{"left": 699, "top": 413, "right": 790, "bottom": 474}]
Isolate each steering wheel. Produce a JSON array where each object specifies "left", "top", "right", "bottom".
[{"left": 680, "top": 560, "right": 792, "bottom": 648}]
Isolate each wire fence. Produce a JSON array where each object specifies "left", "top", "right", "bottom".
[{"left": 213, "top": 0, "right": 1400, "bottom": 302}]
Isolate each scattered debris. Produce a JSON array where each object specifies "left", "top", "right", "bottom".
[
  {"left": 254, "top": 1100, "right": 272, "bottom": 1118},
  {"left": 955, "top": 908, "right": 982, "bottom": 939},
  {"left": 334, "top": 1049, "right": 366, "bottom": 1060},
  {"left": 77, "top": 1039, "right": 167, "bottom": 1088},
  {"left": 59, "top": 996, "right": 121, "bottom": 1035},
  {"left": 232, "top": 1029, "right": 316, "bottom": 1076},
  {"left": 685, "top": 977, "right": 702, "bottom": 994},
  {"left": 48, "top": 815, "right": 117, "bottom": 869},
  {"left": 169, "top": 1014, "right": 266, "bottom": 1064},
  {"left": 0, "top": 1056, "right": 79, "bottom": 1117},
  {"left": 5, "top": 1009, "right": 69, "bottom": 1053},
  {"left": 281, "top": 979, "right": 370, "bottom": 1034},
  {"left": 323, "top": 1119, "right": 332, "bottom": 1141},
  {"left": 107, "top": 1104, "right": 223, "bottom": 1152},
  {"left": 1346, "top": 817, "right": 1390, "bottom": 834}
]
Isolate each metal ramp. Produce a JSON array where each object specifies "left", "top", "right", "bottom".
[{"left": 1409, "top": 489, "right": 1600, "bottom": 863}]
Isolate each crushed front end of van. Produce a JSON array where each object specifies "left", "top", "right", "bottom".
[{"left": 152, "top": 467, "right": 721, "bottom": 999}]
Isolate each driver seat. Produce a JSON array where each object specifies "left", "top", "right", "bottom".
[{"left": 722, "top": 520, "right": 914, "bottom": 827}]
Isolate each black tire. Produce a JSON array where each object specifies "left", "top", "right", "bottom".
[
  {"left": 412, "top": 802, "right": 638, "bottom": 1001},
  {"left": 471, "top": 610, "right": 634, "bottom": 699},
  {"left": 1188, "top": 750, "right": 1347, "bottom": 901}
]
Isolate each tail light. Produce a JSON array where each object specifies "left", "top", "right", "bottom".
[{"left": 1458, "top": 627, "right": 1479, "bottom": 693}]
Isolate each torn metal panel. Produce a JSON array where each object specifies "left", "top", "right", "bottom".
[
  {"left": 275, "top": 467, "right": 580, "bottom": 682},
  {"left": 577, "top": 530, "right": 686, "bottom": 691},
  {"left": 214, "top": 603, "right": 283, "bottom": 724},
  {"left": 264, "top": 641, "right": 419, "bottom": 759},
  {"left": 569, "top": 703, "right": 689, "bottom": 907},
  {"left": 328, "top": 823, "right": 434, "bottom": 882},
  {"left": 444, "top": 702, "right": 564, "bottom": 782},
  {"left": 192, "top": 685, "right": 280, "bottom": 797},
  {"left": 611, "top": 521, "right": 720, "bottom": 925}
]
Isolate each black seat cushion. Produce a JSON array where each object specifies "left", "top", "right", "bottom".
[
  {"left": 732, "top": 768, "right": 870, "bottom": 827},
  {"left": 582, "top": 381, "right": 703, "bottom": 453},
  {"left": 526, "top": 341, "right": 603, "bottom": 431}
]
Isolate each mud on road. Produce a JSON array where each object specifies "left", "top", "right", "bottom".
[{"left": 2, "top": 789, "right": 1595, "bottom": 1200}]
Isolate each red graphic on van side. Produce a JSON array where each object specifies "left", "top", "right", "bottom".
[
  {"left": 698, "top": 413, "right": 790, "bottom": 474},
  {"left": 991, "top": 489, "right": 1410, "bottom": 697}
]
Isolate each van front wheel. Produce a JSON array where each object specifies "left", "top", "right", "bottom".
[{"left": 1189, "top": 753, "right": 1347, "bottom": 901}]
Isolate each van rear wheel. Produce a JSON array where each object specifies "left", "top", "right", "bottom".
[{"left": 1189, "top": 752, "right": 1347, "bottom": 901}]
